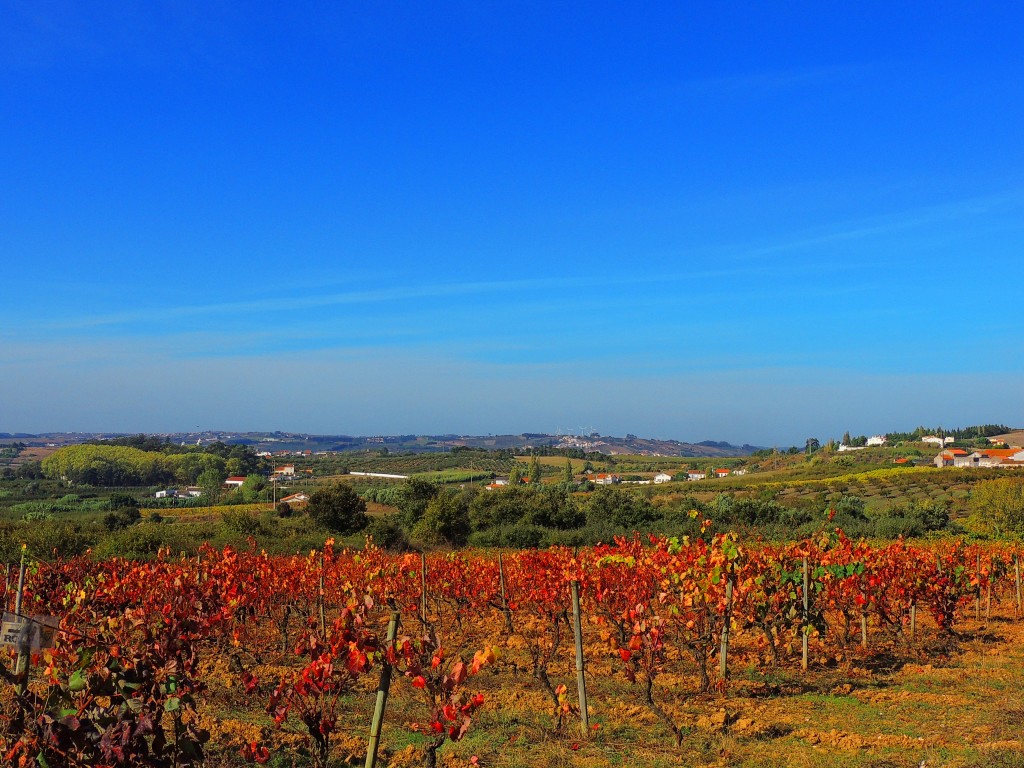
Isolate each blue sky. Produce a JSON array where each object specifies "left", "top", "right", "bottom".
[{"left": 2, "top": 2, "right": 1023, "bottom": 445}]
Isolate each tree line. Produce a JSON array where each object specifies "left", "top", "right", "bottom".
[{"left": 40, "top": 442, "right": 264, "bottom": 487}]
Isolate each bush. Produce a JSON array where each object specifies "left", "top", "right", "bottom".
[
  {"left": 221, "top": 510, "right": 267, "bottom": 538},
  {"left": 22, "top": 521, "right": 94, "bottom": 559},
  {"left": 467, "top": 523, "right": 545, "bottom": 548},
  {"left": 103, "top": 507, "right": 141, "bottom": 531},
  {"left": 107, "top": 493, "right": 140, "bottom": 510},
  {"left": 412, "top": 490, "right": 470, "bottom": 547},
  {"left": 585, "top": 487, "right": 658, "bottom": 529},
  {"left": 501, "top": 523, "right": 545, "bottom": 548},
  {"left": 94, "top": 525, "right": 170, "bottom": 560},
  {"left": 22, "top": 511, "right": 55, "bottom": 522},
  {"left": 307, "top": 483, "right": 368, "bottom": 534},
  {"left": 364, "top": 516, "right": 410, "bottom": 551}
]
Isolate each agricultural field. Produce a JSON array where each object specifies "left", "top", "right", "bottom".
[
  {"left": 293, "top": 452, "right": 515, "bottom": 480},
  {"left": 2, "top": 533, "right": 1023, "bottom": 767},
  {"left": 669, "top": 466, "right": 1001, "bottom": 518}
]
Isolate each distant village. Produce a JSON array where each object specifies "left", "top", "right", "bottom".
[{"left": 836, "top": 434, "right": 1024, "bottom": 469}]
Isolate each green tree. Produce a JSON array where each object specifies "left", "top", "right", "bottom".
[
  {"left": 585, "top": 487, "right": 658, "bottom": 529},
  {"left": 240, "top": 474, "right": 266, "bottom": 503},
  {"left": 398, "top": 478, "right": 440, "bottom": 528},
  {"left": 412, "top": 489, "right": 471, "bottom": 546},
  {"left": 197, "top": 468, "right": 225, "bottom": 503},
  {"left": 307, "top": 483, "right": 369, "bottom": 534},
  {"left": 528, "top": 454, "right": 541, "bottom": 484},
  {"left": 563, "top": 458, "right": 574, "bottom": 484},
  {"left": 508, "top": 465, "right": 523, "bottom": 485},
  {"left": 968, "top": 477, "right": 1024, "bottom": 537}
]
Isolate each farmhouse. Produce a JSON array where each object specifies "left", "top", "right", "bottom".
[
  {"left": 224, "top": 476, "right": 247, "bottom": 487},
  {"left": 653, "top": 472, "right": 673, "bottom": 484},
  {"left": 934, "top": 449, "right": 968, "bottom": 467},
  {"left": 935, "top": 447, "right": 1024, "bottom": 468},
  {"left": 592, "top": 473, "right": 621, "bottom": 485},
  {"left": 866, "top": 435, "right": 887, "bottom": 446},
  {"left": 714, "top": 468, "right": 730, "bottom": 478},
  {"left": 688, "top": 470, "right": 707, "bottom": 481},
  {"left": 279, "top": 492, "right": 309, "bottom": 504}
]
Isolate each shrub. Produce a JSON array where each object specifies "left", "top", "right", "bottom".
[
  {"left": 364, "top": 515, "right": 410, "bottom": 551},
  {"left": 22, "top": 521, "right": 94, "bottom": 559},
  {"left": 220, "top": 509, "right": 267, "bottom": 538},
  {"left": 412, "top": 490, "right": 470, "bottom": 547},
  {"left": 103, "top": 507, "right": 141, "bottom": 531},
  {"left": 94, "top": 525, "right": 171, "bottom": 560},
  {"left": 307, "top": 483, "right": 369, "bottom": 534}
]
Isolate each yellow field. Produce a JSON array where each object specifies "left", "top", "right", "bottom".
[{"left": 141, "top": 503, "right": 275, "bottom": 519}]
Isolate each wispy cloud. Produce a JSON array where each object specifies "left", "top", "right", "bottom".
[
  {"left": 729, "top": 189, "right": 1024, "bottom": 260},
  {"left": 39, "top": 268, "right": 788, "bottom": 333}
]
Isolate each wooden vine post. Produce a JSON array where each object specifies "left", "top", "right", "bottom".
[
  {"left": 420, "top": 552, "right": 428, "bottom": 624},
  {"left": 975, "top": 550, "right": 982, "bottom": 622},
  {"left": 909, "top": 602, "right": 916, "bottom": 639},
  {"left": 1015, "top": 556, "right": 1022, "bottom": 617},
  {"left": 497, "top": 553, "right": 513, "bottom": 633},
  {"left": 801, "top": 557, "right": 809, "bottom": 671},
  {"left": 319, "top": 551, "right": 327, "bottom": 640},
  {"left": 14, "top": 548, "right": 29, "bottom": 697},
  {"left": 719, "top": 578, "right": 733, "bottom": 685},
  {"left": 365, "top": 608, "right": 401, "bottom": 768},
  {"left": 985, "top": 569, "right": 992, "bottom": 623},
  {"left": 570, "top": 580, "right": 589, "bottom": 736}
]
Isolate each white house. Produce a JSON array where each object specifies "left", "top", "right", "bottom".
[
  {"left": 866, "top": 435, "right": 887, "bottom": 447},
  {"left": 922, "top": 436, "right": 955, "bottom": 446},
  {"left": 592, "top": 473, "right": 621, "bottom": 485},
  {"left": 280, "top": 492, "right": 309, "bottom": 504},
  {"left": 653, "top": 472, "right": 673, "bottom": 484},
  {"left": 687, "top": 470, "right": 707, "bottom": 481},
  {"left": 714, "top": 468, "right": 730, "bottom": 478},
  {"left": 224, "top": 476, "right": 247, "bottom": 487},
  {"left": 837, "top": 444, "right": 866, "bottom": 452},
  {"left": 935, "top": 449, "right": 970, "bottom": 467},
  {"left": 732, "top": 468, "right": 747, "bottom": 476},
  {"left": 273, "top": 465, "right": 296, "bottom": 477}
]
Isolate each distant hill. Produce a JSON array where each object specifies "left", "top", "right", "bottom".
[
  {"left": 994, "top": 430, "right": 1024, "bottom": 447},
  {"left": 1, "top": 430, "right": 763, "bottom": 457}
]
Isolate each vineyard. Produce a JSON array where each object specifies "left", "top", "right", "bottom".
[{"left": 2, "top": 530, "right": 1023, "bottom": 768}]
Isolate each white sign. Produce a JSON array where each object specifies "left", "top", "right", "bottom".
[
  {"left": 0, "top": 612, "right": 58, "bottom": 651},
  {"left": 0, "top": 612, "right": 28, "bottom": 649}
]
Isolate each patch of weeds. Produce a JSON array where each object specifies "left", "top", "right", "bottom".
[
  {"left": 863, "top": 759, "right": 921, "bottom": 768},
  {"left": 961, "top": 750, "right": 1024, "bottom": 768}
]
